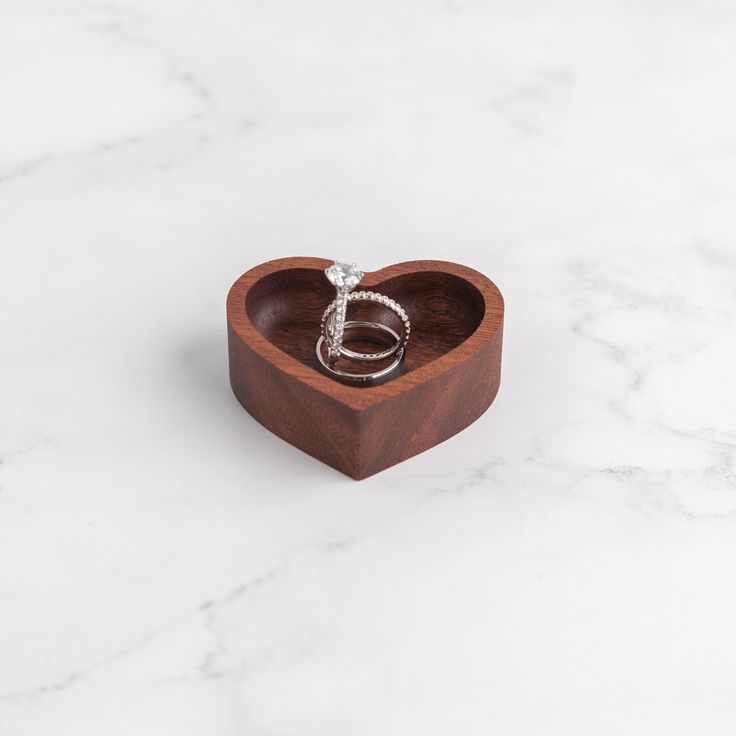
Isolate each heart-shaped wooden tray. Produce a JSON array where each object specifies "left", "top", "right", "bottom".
[{"left": 227, "top": 257, "right": 504, "bottom": 479}]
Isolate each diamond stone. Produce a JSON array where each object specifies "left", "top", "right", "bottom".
[{"left": 325, "top": 261, "right": 363, "bottom": 290}]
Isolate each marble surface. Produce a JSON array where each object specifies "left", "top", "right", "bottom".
[{"left": 2, "top": 0, "right": 736, "bottom": 733}]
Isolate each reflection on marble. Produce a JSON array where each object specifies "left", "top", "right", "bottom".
[{"left": 1, "top": 0, "right": 736, "bottom": 733}]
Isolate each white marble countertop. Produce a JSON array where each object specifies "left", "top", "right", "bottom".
[{"left": 2, "top": 1, "right": 735, "bottom": 733}]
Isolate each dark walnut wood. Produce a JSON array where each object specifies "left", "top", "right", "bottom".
[{"left": 227, "top": 258, "right": 504, "bottom": 479}]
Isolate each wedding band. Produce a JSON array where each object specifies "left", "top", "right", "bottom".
[
  {"left": 328, "top": 319, "right": 401, "bottom": 358},
  {"left": 316, "top": 322, "right": 406, "bottom": 384}
]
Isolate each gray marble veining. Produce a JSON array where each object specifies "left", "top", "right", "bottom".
[{"left": 1, "top": 0, "right": 736, "bottom": 733}]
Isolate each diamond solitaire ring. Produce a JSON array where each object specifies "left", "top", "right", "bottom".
[
  {"left": 317, "top": 261, "right": 411, "bottom": 385},
  {"left": 323, "top": 261, "right": 364, "bottom": 364}
]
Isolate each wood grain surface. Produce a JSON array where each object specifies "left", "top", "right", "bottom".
[{"left": 227, "top": 257, "right": 504, "bottom": 479}]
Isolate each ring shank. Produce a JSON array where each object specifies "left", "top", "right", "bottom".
[
  {"left": 327, "top": 317, "right": 401, "bottom": 361},
  {"left": 316, "top": 321, "right": 406, "bottom": 384}
]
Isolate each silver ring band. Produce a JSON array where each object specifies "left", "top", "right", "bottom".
[
  {"left": 316, "top": 325, "right": 406, "bottom": 384},
  {"left": 330, "top": 320, "right": 401, "bottom": 361}
]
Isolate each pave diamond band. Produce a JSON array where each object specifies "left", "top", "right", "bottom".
[{"left": 321, "top": 291, "right": 411, "bottom": 361}]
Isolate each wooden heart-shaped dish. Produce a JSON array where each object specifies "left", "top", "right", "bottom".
[{"left": 227, "top": 257, "right": 504, "bottom": 479}]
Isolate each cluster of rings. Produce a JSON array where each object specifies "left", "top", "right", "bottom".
[{"left": 315, "top": 262, "right": 411, "bottom": 385}]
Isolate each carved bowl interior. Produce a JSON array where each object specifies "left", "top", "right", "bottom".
[{"left": 245, "top": 268, "right": 485, "bottom": 378}]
